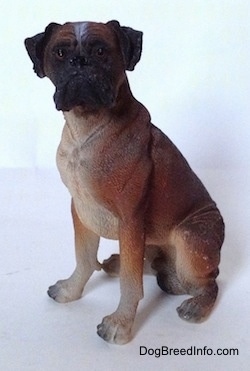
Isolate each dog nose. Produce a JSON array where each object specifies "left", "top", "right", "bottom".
[{"left": 69, "top": 56, "right": 88, "bottom": 68}]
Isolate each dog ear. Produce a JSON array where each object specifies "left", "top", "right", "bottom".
[
  {"left": 107, "top": 20, "right": 143, "bottom": 71},
  {"left": 24, "top": 23, "right": 60, "bottom": 78}
]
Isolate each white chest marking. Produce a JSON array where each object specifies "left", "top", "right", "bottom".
[{"left": 57, "top": 113, "right": 119, "bottom": 239}]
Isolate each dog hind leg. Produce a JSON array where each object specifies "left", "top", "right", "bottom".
[
  {"left": 102, "top": 254, "right": 154, "bottom": 277},
  {"left": 102, "top": 254, "right": 120, "bottom": 277},
  {"left": 152, "top": 248, "right": 186, "bottom": 295},
  {"left": 171, "top": 206, "right": 224, "bottom": 322}
]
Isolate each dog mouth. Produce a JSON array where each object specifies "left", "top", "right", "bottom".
[{"left": 53, "top": 74, "right": 115, "bottom": 112}]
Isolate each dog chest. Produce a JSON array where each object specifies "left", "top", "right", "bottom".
[{"left": 56, "top": 123, "right": 119, "bottom": 239}]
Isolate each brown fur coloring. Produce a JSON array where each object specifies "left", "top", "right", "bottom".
[{"left": 25, "top": 20, "right": 224, "bottom": 344}]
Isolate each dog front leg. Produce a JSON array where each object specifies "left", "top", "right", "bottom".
[
  {"left": 97, "top": 219, "right": 144, "bottom": 344},
  {"left": 48, "top": 199, "right": 101, "bottom": 303}
]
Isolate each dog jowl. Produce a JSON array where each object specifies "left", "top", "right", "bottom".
[{"left": 25, "top": 20, "right": 224, "bottom": 345}]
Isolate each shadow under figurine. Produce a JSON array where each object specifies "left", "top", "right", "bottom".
[{"left": 25, "top": 20, "right": 225, "bottom": 345}]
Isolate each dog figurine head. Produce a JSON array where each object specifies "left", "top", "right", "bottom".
[{"left": 25, "top": 21, "right": 143, "bottom": 112}]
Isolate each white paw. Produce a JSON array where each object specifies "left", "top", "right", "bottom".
[
  {"left": 48, "top": 279, "right": 83, "bottom": 303},
  {"left": 97, "top": 314, "right": 133, "bottom": 344}
]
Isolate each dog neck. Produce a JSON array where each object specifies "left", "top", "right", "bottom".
[
  {"left": 63, "top": 108, "right": 110, "bottom": 144},
  {"left": 62, "top": 78, "right": 147, "bottom": 142}
]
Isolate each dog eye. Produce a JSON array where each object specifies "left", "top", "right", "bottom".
[
  {"left": 56, "top": 48, "right": 66, "bottom": 58},
  {"left": 96, "top": 48, "right": 104, "bottom": 56}
]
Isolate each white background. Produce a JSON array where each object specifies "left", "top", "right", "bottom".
[{"left": 1, "top": 1, "right": 250, "bottom": 370}]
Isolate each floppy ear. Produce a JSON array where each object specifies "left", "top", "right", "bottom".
[
  {"left": 107, "top": 20, "right": 143, "bottom": 71},
  {"left": 24, "top": 22, "right": 60, "bottom": 78}
]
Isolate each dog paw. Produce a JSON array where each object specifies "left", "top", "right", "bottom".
[
  {"left": 97, "top": 314, "right": 132, "bottom": 344},
  {"left": 177, "top": 297, "right": 207, "bottom": 323},
  {"left": 102, "top": 254, "right": 120, "bottom": 277},
  {"left": 48, "top": 279, "right": 83, "bottom": 303}
]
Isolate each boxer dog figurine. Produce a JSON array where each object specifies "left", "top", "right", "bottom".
[{"left": 25, "top": 20, "right": 224, "bottom": 344}]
